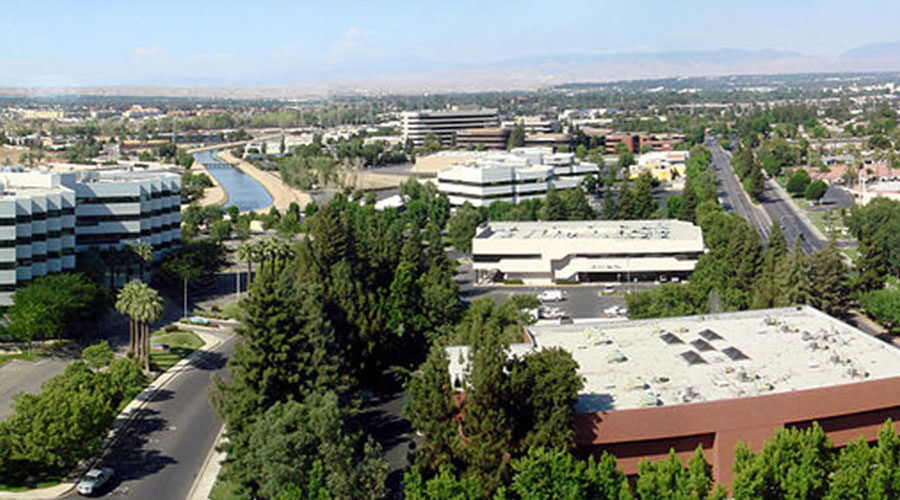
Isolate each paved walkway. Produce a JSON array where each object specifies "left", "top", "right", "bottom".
[{"left": 216, "top": 150, "right": 311, "bottom": 213}]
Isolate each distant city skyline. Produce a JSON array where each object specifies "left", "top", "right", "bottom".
[{"left": 3, "top": 0, "right": 900, "bottom": 88}]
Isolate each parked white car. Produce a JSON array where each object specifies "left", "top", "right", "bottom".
[
  {"left": 537, "top": 290, "right": 564, "bottom": 302},
  {"left": 541, "top": 306, "right": 566, "bottom": 319},
  {"left": 77, "top": 468, "right": 114, "bottom": 496}
]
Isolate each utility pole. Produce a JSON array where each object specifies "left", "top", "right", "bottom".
[{"left": 183, "top": 276, "right": 188, "bottom": 318}]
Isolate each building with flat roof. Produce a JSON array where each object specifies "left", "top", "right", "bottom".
[
  {"left": 447, "top": 306, "right": 900, "bottom": 488},
  {"left": 631, "top": 151, "right": 690, "bottom": 182},
  {"left": 456, "top": 128, "right": 509, "bottom": 150},
  {"left": 472, "top": 219, "right": 704, "bottom": 284},
  {"left": 67, "top": 169, "right": 181, "bottom": 253},
  {"left": 501, "top": 116, "right": 557, "bottom": 134},
  {"left": 437, "top": 147, "right": 599, "bottom": 207},
  {"left": 0, "top": 179, "right": 76, "bottom": 303},
  {"left": 524, "top": 132, "right": 571, "bottom": 149},
  {"left": 402, "top": 108, "right": 499, "bottom": 147},
  {"left": 0, "top": 169, "right": 181, "bottom": 304}
]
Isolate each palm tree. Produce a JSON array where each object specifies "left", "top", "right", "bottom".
[
  {"left": 116, "top": 280, "right": 163, "bottom": 370},
  {"left": 163, "top": 255, "right": 202, "bottom": 318},
  {"left": 135, "top": 284, "right": 163, "bottom": 371},
  {"left": 115, "top": 281, "right": 142, "bottom": 357},
  {"left": 236, "top": 240, "right": 259, "bottom": 294},
  {"left": 102, "top": 249, "right": 120, "bottom": 289},
  {"left": 128, "top": 240, "right": 154, "bottom": 282},
  {"left": 257, "top": 237, "right": 294, "bottom": 270}
]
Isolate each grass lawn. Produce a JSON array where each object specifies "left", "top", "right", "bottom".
[
  {"left": 0, "top": 479, "right": 61, "bottom": 492},
  {"left": 149, "top": 329, "right": 204, "bottom": 372},
  {"left": 209, "top": 467, "right": 244, "bottom": 500},
  {"left": 219, "top": 300, "right": 242, "bottom": 320},
  {"left": 806, "top": 209, "right": 841, "bottom": 236},
  {"left": 0, "top": 351, "right": 41, "bottom": 367}
]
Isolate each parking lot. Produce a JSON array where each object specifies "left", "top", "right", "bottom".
[{"left": 456, "top": 259, "right": 632, "bottom": 320}]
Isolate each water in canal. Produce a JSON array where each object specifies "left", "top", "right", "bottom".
[{"left": 193, "top": 150, "right": 273, "bottom": 212}]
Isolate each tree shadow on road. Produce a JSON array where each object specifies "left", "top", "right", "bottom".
[
  {"left": 136, "top": 388, "right": 174, "bottom": 403},
  {"left": 188, "top": 350, "right": 228, "bottom": 371},
  {"left": 104, "top": 407, "right": 178, "bottom": 484}
]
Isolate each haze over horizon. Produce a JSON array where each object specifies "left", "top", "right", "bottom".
[{"left": 5, "top": 0, "right": 900, "bottom": 93}]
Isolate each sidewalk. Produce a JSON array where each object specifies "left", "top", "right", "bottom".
[
  {"left": 0, "top": 329, "right": 225, "bottom": 500},
  {"left": 186, "top": 425, "right": 227, "bottom": 500}
]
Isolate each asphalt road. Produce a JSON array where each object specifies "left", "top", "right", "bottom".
[
  {"left": 66, "top": 331, "right": 236, "bottom": 500},
  {"left": 706, "top": 138, "right": 830, "bottom": 255},
  {"left": 706, "top": 139, "right": 772, "bottom": 240},
  {"left": 759, "top": 179, "right": 826, "bottom": 255}
]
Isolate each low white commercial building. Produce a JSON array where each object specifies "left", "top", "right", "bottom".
[
  {"left": 630, "top": 151, "right": 689, "bottom": 182},
  {"left": 472, "top": 220, "right": 704, "bottom": 284},
  {"left": 0, "top": 169, "right": 181, "bottom": 304},
  {"left": 437, "top": 147, "right": 599, "bottom": 207}
]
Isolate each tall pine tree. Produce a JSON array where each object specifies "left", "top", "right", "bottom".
[
  {"left": 810, "top": 238, "right": 851, "bottom": 317},
  {"left": 776, "top": 239, "right": 812, "bottom": 307}
]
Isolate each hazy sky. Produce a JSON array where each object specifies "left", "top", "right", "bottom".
[{"left": 1, "top": 0, "right": 898, "bottom": 86}]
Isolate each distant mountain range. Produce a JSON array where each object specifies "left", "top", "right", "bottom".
[{"left": 5, "top": 42, "right": 900, "bottom": 98}]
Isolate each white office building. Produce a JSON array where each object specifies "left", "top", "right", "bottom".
[
  {"left": 437, "top": 147, "right": 599, "bottom": 207},
  {"left": 0, "top": 169, "right": 181, "bottom": 304},
  {"left": 69, "top": 170, "right": 181, "bottom": 253},
  {"left": 472, "top": 220, "right": 705, "bottom": 284},
  {"left": 402, "top": 108, "right": 499, "bottom": 147}
]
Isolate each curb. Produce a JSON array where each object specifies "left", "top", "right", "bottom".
[
  {"left": 0, "top": 330, "right": 224, "bottom": 500},
  {"left": 186, "top": 424, "right": 227, "bottom": 500}
]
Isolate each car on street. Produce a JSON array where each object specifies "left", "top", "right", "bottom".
[
  {"left": 603, "top": 283, "right": 616, "bottom": 293},
  {"left": 77, "top": 467, "right": 114, "bottom": 496}
]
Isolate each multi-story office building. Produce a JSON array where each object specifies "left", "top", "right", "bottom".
[
  {"left": 0, "top": 177, "right": 77, "bottom": 302},
  {"left": 471, "top": 220, "right": 704, "bottom": 284},
  {"left": 501, "top": 116, "right": 557, "bottom": 134},
  {"left": 401, "top": 108, "right": 499, "bottom": 147},
  {"left": 0, "top": 169, "right": 181, "bottom": 304},
  {"left": 455, "top": 128, "right": 509, "bottom": 150},
  {"left": 436, "top": 147, "right": 599, "bottom": 207},
  {"left": 69, "top": 170, "right": 181, "bottom": 253}
]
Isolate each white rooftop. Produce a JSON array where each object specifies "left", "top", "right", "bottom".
[
  {"left": 474, "top": 220, "right": 701, "bottom": 243},
  {"left": 525, "top": 307, "right": 900, "bottom": 412}
]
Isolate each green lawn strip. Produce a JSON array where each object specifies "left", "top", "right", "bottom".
[
  {"left": 0, "top": 479, "right": 61, "bottom": 492},
  {"left": 209, "top": 470, "right": 244, "bottom": 500},
  {"left": 219, "top": 301, "right": 242, "bottom": 320},
  {"left": 149, "top": 329, "right": 204, "bottom": 372},
  {"left": 0, "top": 352, "right": 41, "bottom": 367},
  {"left": 805, "top": 209, "right": 838, "bottom": 236}
]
